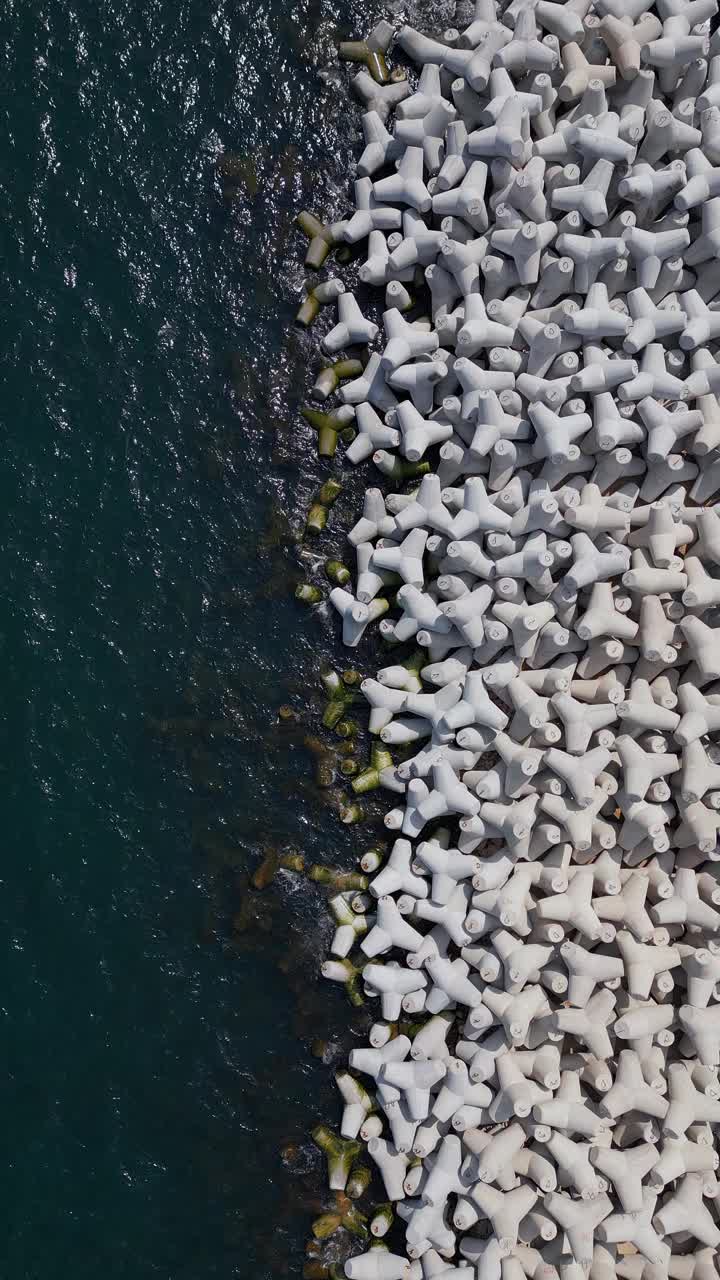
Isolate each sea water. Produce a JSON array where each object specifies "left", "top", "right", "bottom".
[{"left": 0, "top": 0, "right": 450, "bottom": 1274}]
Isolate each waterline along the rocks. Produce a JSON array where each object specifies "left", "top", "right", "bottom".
[{"left": 291, "top": 4, "right": 720, "bottom": 1278}]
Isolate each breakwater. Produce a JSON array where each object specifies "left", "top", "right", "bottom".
[{"left": 292, "top": 4, "right": 720, "bottom": 1278}]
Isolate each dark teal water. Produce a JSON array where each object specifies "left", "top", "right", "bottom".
[{"left": 0, "top": 0, "right": 449, "bottom": 1274}]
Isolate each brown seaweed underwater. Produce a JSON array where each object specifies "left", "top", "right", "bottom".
[{"left": 150, "top": 0, "right": 455, "bottom": 1273}]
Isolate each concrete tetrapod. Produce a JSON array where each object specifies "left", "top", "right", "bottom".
[{"left": 289, "top": 1, "right": 720, "bottom": 1276}]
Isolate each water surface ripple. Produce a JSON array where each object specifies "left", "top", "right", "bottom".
[{"left": 0, "top": 0, "right": 451, "bottom": 1274}]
